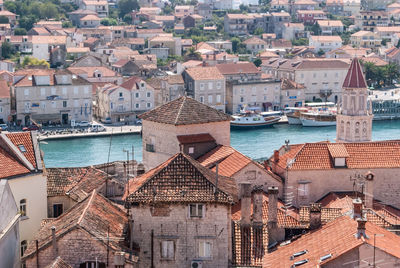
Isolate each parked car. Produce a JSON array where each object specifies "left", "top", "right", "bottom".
[
  {"left": 76, "top": 121, "right": 92, "bottom": 127},
  {"left": 90, "top": 125, "right": 106, "bottom": 132},
  {"left": 101, "top": 118, "right": 112, "bottom": 124},
  {"left": 23, "top": 125, "right": 40, "bottom": 131},
  {"left": 0, "top": 124, "right": 8, "bottom": 131}
]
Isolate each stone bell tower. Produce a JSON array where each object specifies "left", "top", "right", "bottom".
[{"left": 336, "top": 58, "right": 373, "bottom": 142}]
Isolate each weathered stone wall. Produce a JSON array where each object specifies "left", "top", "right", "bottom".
[
  {"left": 131, "top": 203, "right": 232, "bottom": 268},
  {"left": 142, "top": 120, "right": 230, "bottom": 170},
  {"left": 284, "top": 168, "right": 400, "bottom": 208},
  {"left": 233, "top": 162, "right": 283, "bottom": 198},
  {"left": 24, "top": 228, "right": 137, "bottom": 268}
]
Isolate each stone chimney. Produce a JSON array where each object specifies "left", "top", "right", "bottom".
[
  {"left": 51, "top": 226, "right": 58, "bottom": 258},
  {"left": 271, "top": 150, "right": 280, "bottom": 173},
  {"left": 267, "top": 186, "right": 279, "bottom": 246},
  {"left": 356, "top": 218, "right": 368, "bottom": 239},
  {"left": 252, "top": 187, "right": 264, "bottom": 224},
  {"left": 353, "top": 198, "right": 362, "bottom": 219},
  {"left": 309, "top": 203, "right": 322, "bottom": 230},
  {"left": 240, "top": 183, "right": 252, "bottom": 226},
  {"left": 364, "top": 171, "right": 374, "bottom": 209}
]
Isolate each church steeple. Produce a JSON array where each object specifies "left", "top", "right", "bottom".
[{"left": 336, "top": 58, "right": 373, "bottom": 143}]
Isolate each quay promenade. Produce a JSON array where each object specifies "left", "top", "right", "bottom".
[{"left": 38, "top": 125, "right": 141, "bottom": 141}]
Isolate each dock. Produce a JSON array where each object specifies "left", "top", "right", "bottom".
[{"left": 38, "top": 125, "right": 142, "bottom": 141}]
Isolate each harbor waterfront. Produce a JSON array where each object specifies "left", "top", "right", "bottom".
[{"left": 40, "top": 119, "right": 400, "bottom": 167}]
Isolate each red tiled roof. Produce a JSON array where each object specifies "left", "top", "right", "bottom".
[
  {"left": 343, "top": 58, "right": 367, "bottom": 89},
  {"left": 327, "top": 143, "right": 349, "bottom": 158},
  {"left": 44, "top": 256, "right": 72, "bottom": 268},
  {"left": 23, "top": 191, "right": 129, "bottom": 259},
  {"left": 6, "top": 132, "right": 37, "bottom": 168},
  {"left": 273, "top": 141, "right": 400, "bottom": 170},
  {"left": 263, "top": 216, "right": 400, "bottom": 267},
  {"left": 185, "top": 66, "right": 224, "bottom": 80},
  {"left": 216, "top": 62, "right": 260, "bottom": 75},
  {"left": 0, "top": 146, "right": 30, "bottom": 179},
  {"left": 231, "top": 192, "right": 304, "bottom": 228},
  {"left": 177, "top": 133, "right": 215, "bottom": 144},
  {"left": 139, "top": 96, "right": 232, "bottom": 125},
  {"left": 124, "top": 153, "right": 238, "bottom": 204},
  {"left": 120, "top": 76, "right": 141, "bottom": 90}
]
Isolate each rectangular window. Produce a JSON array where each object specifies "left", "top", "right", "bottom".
[
  {"left": 74, "top": 87, "right": 78, "bottom": 95},
  {"left": 135, "top": 103, "right": 140, "bottom": 109},
  {"left": 119, "top": 92, "right": 123, "bottom": 97},
  {"left": 188, "top": 147, "right": 194, "bottom": 154},
  {"left": 63, "top": 101, "right": 67, "bottom": 108},
  {"left": 216, "top": 82, "right": 221, "bottom": 89},
  {"left": 84, "top": 86, "right": 89, "bottom": 94},
  {"left": 189, "top": 204, "right": 204, "bottom": 218},
  {"left": 20, "top": 199, "right": 26, "bottom": 217},
  {"left": 135, "top": 92, "right": 140, "bottom": 98},
  {"left": 200, "top": 96, "right": 204, "bottom": 103},
  {"left": 298, "top": 183, "right": 309, "bottom": 198},
  {"left": 147, "top": 92, "right": 151, "bottom": 98},
  {"left": 208, "top": 82, "right": 213, "bottom": 89},
  {"left": 53, "top": 204, "right": 63, "bottom": 218},
  {"left": 62, "top": 87, "right": 67, "bottom": 95},
  {"left": 200, "top": 83, "right": 205, "bottom": 91},
  {"left": 216, "top": 94, "right": 221, "bottom": 103},
  {"left": 199, "top": 241, "right": 212, "bottom": 258},
  {"left": 74, "top": 100, "right": 79, "bottom": 108},
  {"left": 146, "top": 103, "right": 151, "bottom": 108},
  {"left": 41, "top": 88, "right": 45, "bottom": 96},
  {"left": 208, "top": 95, "right": 213, "bottom": 104},
  {"left": 24, "top": 89, "right": 29, "bottom": 96}
]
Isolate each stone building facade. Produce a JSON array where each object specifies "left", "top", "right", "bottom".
[
  {"left": 124, "top": 153, "right": 237, "bottom": 268},
  {"left": 139, "top": 96, "right": 231, "bottom": 170}
]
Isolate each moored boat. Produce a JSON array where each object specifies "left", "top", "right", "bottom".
[
  {"left": 231, "top": 112, "right": 281, "bottom": 129},
  {"left": 300, "top": 111, "right": 336, "bottom": 127}
]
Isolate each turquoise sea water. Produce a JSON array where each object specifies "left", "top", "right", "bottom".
[{"left": 40, "top": 120, "right": 400, "bottom": 167}]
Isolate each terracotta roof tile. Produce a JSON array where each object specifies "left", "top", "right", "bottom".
[
  {"left": 0, "top": 146, "right": 30, "bottom": 179},
  {"left": 185, "top": 66, "right": 224, "bottom": 80},
  {"left": 343, "top": 58, "right": 367, "bottom": 89},
  {"left": 263, "top": 216, "right": 400, "bottom": 267},
  {"left": 23, "top": 191, "right": 129, "bottom": 259},
  {"left": 243, "top": 36, "right": 268, "bottom": 45},
  {"left": 46, "top": 167, "right": 110, "bottom": 202},
  {"left": 327, "top": 143, "right": 349, "bottom": 158},
  {"left": 139, "top": 96, "right": 232, "bottom": 125},
  {"left": 216, "top": 62, "right": 260, "bottom": 75},
  {"left": 274, "top": 141, "right": 400, "bottom": 170},
  {"left": 6, "top": 132, "right": 36, "bottom": 168},
  {"left": 177, "top": 133, "right": 215, "bottom": 144},
  {"left": 124, "top": 153, "right": 238, "bottom": 204}
]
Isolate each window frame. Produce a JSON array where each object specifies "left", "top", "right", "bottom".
[
  {"left": 20, "top": 199, "right": 27, "bottom": 218},
  {"left": 160, "top": 240, "right": 175, "bottom": 260},
  {"left": 189, "top": 203, "right": 204, "bottom": 218}
]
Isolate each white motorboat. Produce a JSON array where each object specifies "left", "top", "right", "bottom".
[
  {"left": 231, "top": 112, "right": 281, "bottom": 129},
  {"left": 300, "top": 111, "right": 336, "bottom": 127},
  {"left": 285, "top": 107, "right": 309, "bottom": 125}
]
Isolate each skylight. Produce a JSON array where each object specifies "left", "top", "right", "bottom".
[
  {"left": 18, "top": 144, "right": 26, "bottom": 153},
  {"left": 320, "top": 253, "right": 332, "bottom": 262},
  {"left": 290, "top": 250, "right": 308, "bottom": 260},
  {"left": 291, "top": 259, "right": 309, "bottom": 267}
]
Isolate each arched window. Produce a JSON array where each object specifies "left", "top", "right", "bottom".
[
  {"left": 20, "top": 199, "right": 27, "bottom": 217},
  {"left": 21, "top": 240, "right": 27, "bottom": 257}
]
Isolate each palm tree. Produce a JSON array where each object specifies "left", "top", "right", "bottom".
[{"left": 384, "top": 63, "right": 400, "bottom": 86}]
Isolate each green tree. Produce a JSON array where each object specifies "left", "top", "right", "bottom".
[
  {"left": 311, "top": 23, "right": 321, "bottom": 35},
  {"left": 118, "top": 0, "right": 139, "bottom": 18},
  {"left": 0, "top": 16, "right": 9, "bottom": 23},
  {"left": 254, "top": 27, "right": 264, "bottom": 35},
  {"left": 253, "top": 58, "right": 262, "bottom": 67},
  {"left": 317, "top": 49, "right": 325, "bottom": 57},
  {"left": 62, "top": 21, "right": 73, "bottom": 28},
  {"left": 1, "top": 41, "right": 15, "bottom": 59},
  {"left": 184, "top": 47, "right": 201, "bottom": 61},
  {"left": 291, "top": 38, "right": 308, "bottom": 46},
  {"left": 22, "top": 56, "right": 50, "bottom": 68},
  {"left": 101, "top": 18, "right": 118, "bottom": 26},
  {"left": 231, "top": 37, "right": 241, "bottom": 53},
  {"left": 384, "top": 63, "right": 399, "bottom": 85},
  {"left": 14, "top": 28, "right": 27, "bottom": 35},
  {"left": 362, "top": 61, "right": 377, "bottom": 86},
  {"left": 18, "top": 16, "right": 36, "bottom": 31},
  {"left": 123, "top": 14, "right": 132, "bottom": 24}
]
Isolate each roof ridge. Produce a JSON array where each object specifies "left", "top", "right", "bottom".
[
  {"left": 174, "top": 97, "right": 186, "bottom": 125},
  {"left": 77, "top": 190, "right": 96, "bottom": 225}
]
